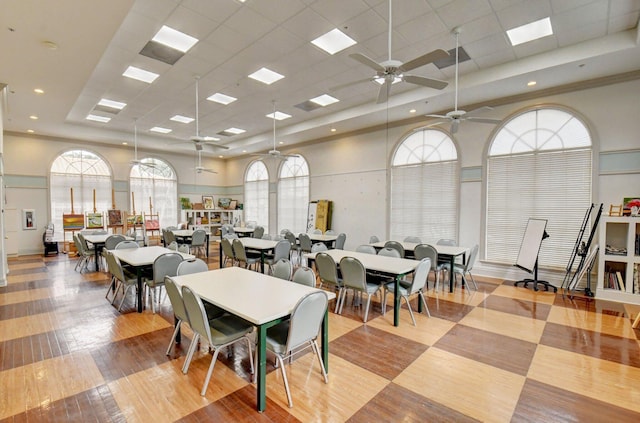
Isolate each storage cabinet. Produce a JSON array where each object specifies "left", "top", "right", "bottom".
[
  {"left": 182, "top": 209, "right": 243, "bottom": 234},
  {"left": 596, "top": 216, "right": 640, "bottom": 304}
]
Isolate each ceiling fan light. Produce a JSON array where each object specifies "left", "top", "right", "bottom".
[{"left": 374, "top": 76, "right": 401, "bottom": 85}]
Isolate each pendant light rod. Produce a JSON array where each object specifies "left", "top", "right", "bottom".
[
  {"left": 452, "top": 27, "right": 461, "bottom": 112},
  {"left": 387, "top": 0, "right": 392, "bottom": 61},
  {"left": 195, "top": 76, "right": 200, "bottom": 138}
]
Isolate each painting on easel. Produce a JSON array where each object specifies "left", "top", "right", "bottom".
[
  {"left": 63, "top": 214, "right": 84, "bottom": 230},
  {"left": 108, "top": 209, "right": 123, "bottom": 226},
  {"left": 86, "top": 212, "right": 104, "bottom": 229}
]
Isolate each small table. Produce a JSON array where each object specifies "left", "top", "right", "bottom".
[
  {"left": 83, "top": 233, "right": 133, "bottom": 272},
  {"left": 305, "top": 249, "right": 419, "bottom": 327},
  {"left": 172, "top": 267, "right": 335, "bottom": 412},
  {"left": 172, "top": 230, "right": 211, "bottom": 257},
  {"left": 109, "top": 246, "right": 194, "bottom": 312},
  {"left": 239, "top": 237, "right": 278, "bottom": 273},
  {"left": 306, "top": 233, "right": 338, "bottom": 248},
  {"left": 370, "top": 241, "right": 468, "bottom": 293},
  {"left": 233, "top": 227, "right": 255, "bottom": 237}
]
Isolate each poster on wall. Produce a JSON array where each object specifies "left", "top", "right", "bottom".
[{"left": 22, "top": 209, "right": 36, "bottom": 230}]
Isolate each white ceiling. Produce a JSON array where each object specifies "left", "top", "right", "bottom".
[{"left": 2, "top": 0, "right": 639, "bottom": 158}]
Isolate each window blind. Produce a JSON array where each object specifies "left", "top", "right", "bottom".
[
  {"left": 278, "top": 176, "right": 309, "bottom": 233},
  {"left": 244, "top": 179, "right": 269, "bottom": 233}
]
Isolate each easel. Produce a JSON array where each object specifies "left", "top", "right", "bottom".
[
  {"left": 144, "top": 197, "right": 161, "bottom": 246},
  {"left": 561, "top": 203, "right": 603, "bottom": 296},
  {"left": 127, "top": 192, "right": 143, "bottom": 242},
  {"left": 63, "top": 187, "right": 82, "bottom": 256},
  {"left": 609, "top": 204, "right": 623, "bottom": 216}
]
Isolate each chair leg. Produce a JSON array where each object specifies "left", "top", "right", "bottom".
[
  {"left": 363, "top": 293, "right": 372, "bottom": 323},
  {"left": 334, "top": 287, "right": 343, "bottom": 314},
  {"left": 200, "top": 348, "right": 222, "bottom": 396},
  {"left": 419, "top": 291, "right": 431, "bottom": 317},
  {"left": 276, "top": 355, "right": 293, "bottom": 408},
  {"left": 117, "top": 285, "right": 133, "bottom": 311},
  {"left": 403, "top": 295, "right": 416, "bottom": 326},
  {"left": 166, "top": 320, "right": 182, "bottom": 355},
  {"left": 467, "top": 271, "right": 478, "bottom": 289},
  {"left": 183, "top": 333, "right": 200, "bottom": 374},
  {"left": 244, "top": 337, "right": 255, "bottom": 376},
  {"left": 310, "top": 340, "right": 328, "bottom": 383}
]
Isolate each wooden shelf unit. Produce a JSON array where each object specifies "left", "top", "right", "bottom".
[
  {"left": 596, "top": 216, "right": 640, "bottom": 304},
  {"left": 182, "top": 209, "right": 243, "bottom": 234}
]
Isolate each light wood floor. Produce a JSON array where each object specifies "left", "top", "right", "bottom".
[{"left": 1, "top": 246, "right": 640, "bottom": 422}]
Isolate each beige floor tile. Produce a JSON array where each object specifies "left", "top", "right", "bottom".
[
  {"left": 491, "top": 284, "right": 556, "bottom": 305},
  {"left": 0, "top": 287, "right": 63, "bottom": 306},
  {"left": 547, "top": 306, "right": 639, "bottom": 340},
  {"left": 366, "top": 312, "right": 456, "bottom": 346},
  {"left": 394, "top": 347, "right": 526, "bottom": 423},
  {"left": 0, "top": 351, "right": 104, "bottom": 419},
  {"left": 266, "top": 353, "right": 389, "bottom": 422},
  {"left": 528, "top": 344, "right": 640, "bottom": 412},
  {"left": 0, "top": 311, "right": 63, "bottom": 342},
  {"left": 327, "top": 312, "right": 363, "bottom": 341},
  {"left": 426, "top": 287, "right": 487, "bottom": 307},
  {"left": 459, "top": 307, "right": 547, "bottom": 344}
]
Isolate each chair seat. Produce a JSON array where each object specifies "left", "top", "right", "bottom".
[
  {"left": 265, "top": 321, "right": 290, "bottom": 355},
  {"left": 208, "top": 314, "right": 253, "bottom": 345},
  {"left": 385, "top": 279, "right": 413, "bottom": 296}
]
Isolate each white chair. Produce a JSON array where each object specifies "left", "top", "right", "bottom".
[
  {"left": 404, "top": 236, "right": 422, "bottom": 243},
  {"left": 414, "top": 244, "right": 444, "bottom": 290},
  {"left": 356, "top": 244, "right": 377, "bottom": 254},
  {"left": 324, "top": 229, "right": 337, "bottom": 235},
  {"left": 264, "top": 239, "right": 291, "bottom": 274},
  {"left": 378, "top": 247, "right": 401, "bottom": 258},
  {"left": 164, "top": 276, "right": 190, "bottom": 356},
  {"left": 220, "top": 238, "right": 235, "bottom": 267},
  {"left": 440, "top": 244, "right": 479, "bottom": 291},
  {"left": 383, "top": 240, "right": 404, "bottom": 257},
  {"left": 334, "top": 233, "right": 346, "bottom": 250},
  {"left": 311, "top": 243, "right": 327, "bottom": 253},
  {"left": 105, "top": 251, "right": 140, "bottom": 312},
  {"left": 315, "top": 252, "right": 343, "bottom": 313},
  {"left": 384, "top": 258, "right": 431, "bottom": 326},
  {"left": 232, "top": 239, "right": 260, "bottom": 271},
  {"left": 292, "top": 267, "right": 316, "bottom": 287},
  {"left": 369, "top": 235, "right": 380, "bottom": 243},
  {"left": 272, "top": 258, "right": 293, "bottom": 281},
  {"left": 190, "top": 229, "right": 207, "bottom": 257},
  {"left": 338, "top": 256, "right": 383, "bottom": 323},
  {"left": 146, "top": 252, "right": 182, "bottom": 313}
]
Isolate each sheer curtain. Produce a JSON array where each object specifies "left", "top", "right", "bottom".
[
  {"left": 278, "top": 156, "right": 309, "bottom": 233},
  {"left": 129, "top": 159, "right": 178, "bottom": 228},
  {"left": 244, "top": 161, "right": 269, "bottom": 233}
]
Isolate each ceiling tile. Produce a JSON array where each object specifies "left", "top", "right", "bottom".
[
  {"left": 434, "top": 0, "right": 494, "bottom": 29},
  {"left": 496, "top": 0, "right": 553, "bottom": 29},
  {"left": 310, "top": 0, "right": 371, "bottom": 25}
]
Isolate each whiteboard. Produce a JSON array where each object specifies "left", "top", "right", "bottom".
[{"left": 515, "top": 218, "right": 548, "bottom": 273}]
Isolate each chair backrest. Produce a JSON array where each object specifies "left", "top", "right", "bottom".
[
  {"left": 315, "top": 252, "right": 339, "bottom": 285},
  {"left": 105, "top": 234, "right": 126, "bottom": 250},
  {"left": 164, "top": 277, "right": 188, "bottom": 322},
  {"left": 164, "top": 230, "right": 177, "bottom": 245},
  {"left": 311, "top": 229, "right": 323, "bottom": 234},
  {"left": 73, "top": 234, "right": 85, "bottom": 255},
  {"left": 311, "top": 243, "right": 328, "bottom": 253},
  {"left": 378, "top": 247, "right": 401, "bottom": 258},
  {"left": 220, "top": 225, "right": 229, "bottom": 236},
  {"left": 167, "top": 241, "right": 178, "bottom": 251},
  {"left": 221, "top": 238, "right": 235, "bottom": 263},
  {"left": 261, "top": 234, "right": 272, "bottom": 240},
  {"left": 272, "top": 258, "right": 293, "bottom": 280},
  {"left": 284, "top": 231, "right": 297, "bottom": 249},
  {"left": 115, "top": 240, "right": 139, "bottom": 249},
  {"left": 223, "top": 233, "right": 239, "bottom": 239},
  {"left": 355, "top": 244, "right": 377, "bottom": 254},
  {"left": 369, "top": 235, "right": 380, "bottom": 243},
  {"left": 153, "top": 252, "right": 183, "bottom": 283},
  {"left": 384, "top": 240, "right": 404, "bottom": 257},
  {"left": 292, "top": 267, "right": 316, "bottom": 287},
  {"left": 285, "top": 291, "right": 329, "bottom": 353},
  {"left": 245, "top": 221, "right": 257, "bottom": 229},
  {"left": 414, "top": 244, "right": 438, "bottom": 270},
  {"left": 232, "top": 238, "right": 248, "bottom": 262},
  {"left": 298, "top": 233, "right": 312, "bottom": 251},
  {"left": 436, "top": 238, "right": 456, "bottom": 246},
  {"left": 335, "top": 233, "right": 346, "bottom": 250},
  {"left": 280, "top": 228, "right": 291, "bottom": 235},
  {"left": 339, "top": 256, "right": 366, "bottom": 291},
  {"left": 191, "top": 229, "right": 207, "bottom": 246},
  {"left": 253, "top": 226, "right": 265, "bottom": 239},
  {"left": 165, "top": 226, "right": 178, "bottom": 231},
  {"left": 410, "top": 258, "right": 432, "bottom": 292},
  {"left": 464, "top": 244, "right": 479, "bottom": 272},
  {"left": 105, "top": 251, "right": 126, "bottom": 283},
  {"left": 178, "top": 244, "right": 190, "bottom": 254},
  {"left": 77, "top": 233, "right": 90, "bottom": 250},
  {"left": 404, "top": 236, "right": 422, "bottom": 243},
  {"left": 272, "top": 239, "right": 292, "bottom": 262},
  {"left": 324, "top": 229, "right": 337, "bottom": 235},
  {"left": 176, "top": 258, "right": 209, "bottom": 275},
  {"left": 181, "top": 285, "right": 213, "bottom": 345},
  {"left": 222, "top": 224, "right": 235, "bottom": 234}
]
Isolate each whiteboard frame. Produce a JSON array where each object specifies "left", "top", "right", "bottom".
[{"left": 515, "top": 218, "right": 548, "bottom": 273}]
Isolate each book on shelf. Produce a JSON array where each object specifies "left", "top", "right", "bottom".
[
  {"left": 605, "top": 244, "right": 627, "bottom": 255},
  {"left": 616, "top": 271, "right": 625, "bottom": 292},
  {"left": 634, "top": 264, "right": 640, "bottom": 294}
]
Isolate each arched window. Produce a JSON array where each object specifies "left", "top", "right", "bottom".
[
  {"left": 486, "top": 107, "right": 592, "bottom": 268},
  {"left": 244, "top": 160, "right": 269, "bottom": 233},
  {"left": 278, "top": 155, "right": 309, "bottom": 233},
  {"left": 50, "top": 149, "right": 112, "bottom": 232},
  {"left": 130, "top": 158, "right": 178, "bottom": 228},
  {"left": 391, "top": 128, "right": 459, "bottom": 242}
]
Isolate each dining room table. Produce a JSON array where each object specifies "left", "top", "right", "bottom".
[
  {"left": 232, "top": 227, "right": 255, "bottom": 237},
  {"left": 305, "top": 233, "right": 338, "bottom": 248},
  {"left": 305, "top": 249, "right": 419, "bottom": 327},
  {"left": 171, "top": 266, "right": 335, "bottom": 412},
  {"left": 83, "top": 233, "right": 133, "bottom": 272},
  {"left": 172, "top": 229, "right": 211, "bottom": 257},
  {"left": 370, "top": 241, "right": 469, "bottom": 293},
  {"left": 108, "top": 246, "right": 194, "bottom": 312}
]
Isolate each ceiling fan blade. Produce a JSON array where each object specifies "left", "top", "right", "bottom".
[
  {"left": 465, "top": 106, "right": 494, "bottom": 116},
  {"left": 451, "top": 120, "right": 460, "bottom": 134},
  {"left": 399, "top": 48, "right": 450, "bottom": 72},
  {"left": 425, "top": 114, "right": 450, "bottom": 119},
  {"left": 376, "top": 81, "right": 390, "bottom": 104},
  {"left": 466, "top": 117, "right": 502, "bottom": 124},
  {"left": 329, "top": 77, "right": 373, "bottom": 92},
  {"left": 403, "top": 74, "right": 448, "bottom": 90},
  {"left": 201, "top": 168, "right": 217, "bottom": 174},
  {"left": 349, "top": 53, "right": 385, "bottom": 73}
]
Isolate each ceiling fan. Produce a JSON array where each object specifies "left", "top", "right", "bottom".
[
  {"left": 426, "top": 27, "right": 502, "bottom": 134},
  {"left": 175, "top": 76, "right": 229, "bottom": 151},
  {"left": 130, "top": 119, "right": 156, "bottom": 168},
  {"left": 334, "top": 0, "right": 449, "bottom": 104},
  {"left": 252, "top": 101, "right": 299, "bottom": 161},
  {"left": 194, "top": 149, "right": 217, "bottom": 174}
]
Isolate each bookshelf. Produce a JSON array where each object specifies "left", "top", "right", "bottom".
[
  {"left": 596, "top": 216, "right": 640, "bottom": 304},
  {"left": 182, "top": 209, "right": 242, "bottom": 234}
]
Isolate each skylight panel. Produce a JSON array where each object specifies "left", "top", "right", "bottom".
[
  {"left": 224, "top": 127, "right": 246, "bottom": 134},
  {"left": 266, "top": 111, "right": 292, "bottom": 120},
  {"left": 86, "top": 114, "right": 111, "bottom": 123},
  {"left": 311, "top": 28, "right": 357, "bottom": 55},
  {"left": 123, "top": 66, "right": 159, "bottom": 83},
  {"left": 170, "top": 115, "right": 194, "bottom": 123},
  {"left": 310, "top": 94, "right": 339, "bottom": 106},
  {"left": 207, "top": 92, "right": 237, "bottom": 105},
  {"left": 150, "top": 126, "right": 172, "bottom": 134},
  {"left": 98, "top": 99, "right": 126, "bottom": 110},
  {"left": 248, "top": 67, "right": 284, "bottom": 85},
  {"left": 506, "top": 17, "right": 553, "bottom": 46},
  {"left": 152, "top": 25, "right": 199, "bottom": 53}
]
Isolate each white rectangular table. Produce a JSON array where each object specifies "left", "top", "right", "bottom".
[
  {"left": 83, "top": 233, "right": 133, "bottom": 272},
  {"left": 109, "top": 246, "right": 193, "bottom": 312},
  {"left": 172, "top": 230, "right": 212, "bottom": 257},
  {"left": 233, "top": 227, "right": 255, "bottom": 237},
  {"left": 172, "top": 267, "right": 335, "bottom": 412},
  {"left": 306, "top": 233, "right": 338, "bottom": 248},
  {"left": 238, "top": 237, "right": 279, "bottom": 273},
  {"left": 306, "top": 249, "right": 419, "bottom": 327},
  {"left": 370, "top": 241, "right": 469, "bottom": 293}
]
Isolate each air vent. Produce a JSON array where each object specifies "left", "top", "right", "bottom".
[
  {"left": 434, "top": 47, "right": 470, "bottom": 69},
  {"left": 139, "top": 40, "right": 184, "bottom": 65},
  {"left": 294, "top": 101, "right": 323, "bottom": 112}
]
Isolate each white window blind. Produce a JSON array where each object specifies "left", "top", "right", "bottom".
[
  {"left": 278, "top": 156, "right": 309, "bottom": 233},
  {"left": 486, "top": 108, "right": 592, "bottom": 268},
  {"left": 390, "top": 129, "right": 458, "bottom": 243},
  {"left": 244, "top": 161, "right": 269, "bottom": 233},
  {"left": 130, "top": 158, "right": 177, "bottom": 228}
]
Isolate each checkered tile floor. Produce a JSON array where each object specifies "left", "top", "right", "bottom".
[{"left": 1, "top": 249, "right": 639, "bottom": 422}]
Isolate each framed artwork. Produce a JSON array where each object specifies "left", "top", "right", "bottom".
[
  {"left": 202, "top": 195, "right": 214, "bottom": 210},
  {"left": 218, "top": 197, "right": 231, "bottom": 209},
  {"left": 22, "top": 209, "right": 36, "bottom": 230},
  {"left": 63, "top": 213, "right": 84, "bottom": 230},
  {"left": 229, "top": 200, "right": 237, "bottom": 210},
  {"left": 86, "top": 212, "right": 104, "bottom": 229},
  {"left": 623, "top": 197, "right": 640, "bottom": 216},
  {"left": 107, "top": 209, "right": 122, "bottom": 226}
]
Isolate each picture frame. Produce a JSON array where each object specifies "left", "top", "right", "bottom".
[
  {"left": 202, "top": 195, "right": 214, "bottom": 210},
  {"left": 86, "top": 212, "right": 104, "bottom": 229},
  {"left": 107, "top": 209, "right": 123, "bottom": 226},
  {"left": 22, "top": 209, "right": 36, "bottom": 230},
  {"left": 63, "top": 213, "right": 84, "bottom": 230},
  {"left": 229, "top": 200, "right": 237, "bottom": 210},
  {"left": 218, "top": 197, "right": 231, "bottom": 209}
]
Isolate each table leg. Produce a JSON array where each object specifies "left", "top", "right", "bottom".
[
  {"left": 321, "top": 308, "right": 329, "bottom": 372},
  {"left": 95, "top": 247, "right": 100, "bottom": 272},
  {"left": 394, "top": 275, "right": 400, "bottom": 327},
  {"left": 136, "top": 268, "right": 143, "bottom": 313},
  {"left": 260, "top": 251, "right": 265, "bottom": 274},
  {"left": 206, "top": 234, "right": 209, "bottom": 257},
  {"left": 218, "top": 237, "right": 223, "bottom": 268},
  {"left": 256, "top": 324, "right": 267, "bottom": 412},
  {"left": 449, "top": 255, "right": 455, "bottom": 293}
]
